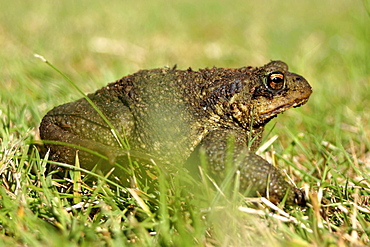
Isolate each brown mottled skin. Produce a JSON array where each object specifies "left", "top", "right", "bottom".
[{"left": 40, "top": 61, "right": 312, "bottom": 205}]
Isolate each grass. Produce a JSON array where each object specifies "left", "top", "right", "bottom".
[{"left": 1, "top": 0, "right": 369, "bottom": 246}]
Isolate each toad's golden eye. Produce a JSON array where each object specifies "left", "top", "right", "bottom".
[{"left": 266, "top": 72, "right": 285, "bottom": 90}]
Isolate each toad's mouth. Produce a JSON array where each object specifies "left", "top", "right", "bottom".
[
  {"left": 254, "top": 97, "right": 310, "bottom": 127},
  {"left": 261, "top": 98, "right": 309, "bottom": 119}
]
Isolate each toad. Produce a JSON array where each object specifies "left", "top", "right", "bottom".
[{"left": 40, "top": 60, "right": 312, "bottom": 205}]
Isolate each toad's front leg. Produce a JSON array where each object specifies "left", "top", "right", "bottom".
[{"left": 190, "top": 129, "right": 305, "bottom": 205}]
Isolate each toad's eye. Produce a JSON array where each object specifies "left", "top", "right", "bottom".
[{"left": 266, "top": 71, "right": 285, "bottom": 90}]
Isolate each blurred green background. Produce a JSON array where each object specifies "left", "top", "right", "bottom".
[{"left": 1, "top": 0, "right": 369, "bottom": 161}]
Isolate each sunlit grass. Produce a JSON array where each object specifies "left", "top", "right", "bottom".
[{"left": 0, "top": 0, "right": 369, "bottom": 246}]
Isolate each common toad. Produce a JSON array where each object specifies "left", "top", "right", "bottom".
[{"left": 40, "top": 61, "right": 312, "bottom": 205}]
